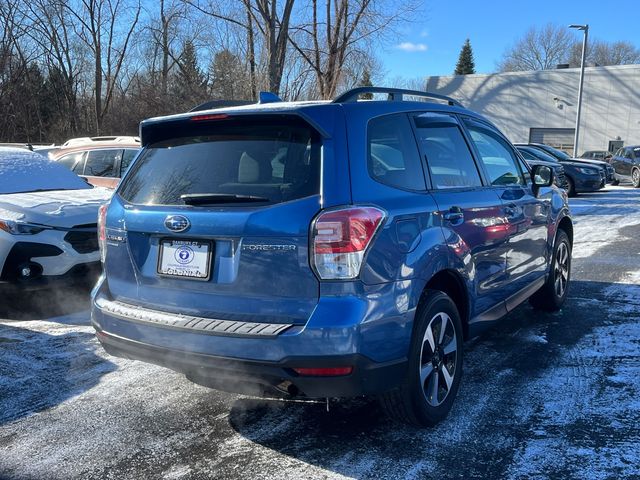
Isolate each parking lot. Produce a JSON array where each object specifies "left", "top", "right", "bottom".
[{"left": 1, "top": 186, "right": 640, "bottom": 480}]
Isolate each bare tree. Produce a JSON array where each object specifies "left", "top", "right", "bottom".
[
  {"left": 499, "top": 24, "right": 640, "bottom": 72},
  {"left": 18, "top": 0, "right": 86, "bottom": 136},
  {"left": 155, "top": 0, "right": 185, "bottom": 97},
  {"left": 289, "top": 0, "right": 417, "bottom": 99},
  {"left": 67, "top": 0, "right": 141, "bottom": 134},
  {"left": 569, "top": 39, "right": 640, "bottom": 67},
  {"left": 498, "top": 23, "right": 574, "bottom": 72},
  {"left": 251, "top": 0, "right": 295, "bottom": 94},
  {"left": 185, "top": 0, "right": 294, "bottom": 96}
]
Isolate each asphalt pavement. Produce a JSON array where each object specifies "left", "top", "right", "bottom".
[{"left": 1, "top": 186, "right": 640, "bottom": 480}]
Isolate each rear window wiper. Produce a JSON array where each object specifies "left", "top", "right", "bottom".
[{"left": 180, "top": 193, "right": 270, "bottom": 205}]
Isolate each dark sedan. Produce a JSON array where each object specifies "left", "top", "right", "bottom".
[
  {"left": 515, "top": 145, "right": 602, "bottom": 197},
  {"left": 525, "top": 143, "right": 615, "bottom": 185},
  {"left": 611, "top": 146, "right": 640, "bottom": 187},
  {"left": 516, "top": 147, "right": 568, "bottom": 190}
]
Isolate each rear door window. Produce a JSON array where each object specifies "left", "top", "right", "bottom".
[
  {"left": 85, "top": 149, "right": 121, "bottom": 177},
  {"left": 57, "top": 152, "right": 86, "bottom": 174},
  {"left": 367, "top": 114, "right": 425, "bottom": 190},
  {"left": 119, "top": 118, "right": 320, "bottom": 206},
  {"left": 414, "top": 121, "right": 482, "bottom": 189}
]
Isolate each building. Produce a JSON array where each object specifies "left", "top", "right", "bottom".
[{"left": 425, "top": 64, "right": 640, "bottom": 154}]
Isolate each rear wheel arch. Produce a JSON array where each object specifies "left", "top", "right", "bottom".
[{"left": 421, "top": 270, "right": 469, "bottom": 340}]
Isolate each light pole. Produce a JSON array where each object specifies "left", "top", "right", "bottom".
[{"left": 569, "top": 24, "right": 588, "bottom": 158}]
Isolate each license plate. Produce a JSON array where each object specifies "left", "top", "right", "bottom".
[{"left": 157, "top": 239, "right": 213, "bottom": 280}]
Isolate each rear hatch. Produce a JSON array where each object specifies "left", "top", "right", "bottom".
[{"left": 104, "top": 115, "right": 325, "bottom": 325}]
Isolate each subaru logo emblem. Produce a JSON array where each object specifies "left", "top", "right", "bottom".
[{"left": 164, "top": 215, "right": 190, "bottom": 233}]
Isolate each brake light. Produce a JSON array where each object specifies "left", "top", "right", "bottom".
[
  {"left": 190, "top": 113, "right": 229, "bottom": 122},
  {"left": 293, "top": 367, "right": 353, "bottom": 376},
  {"left": 97, "top": 204, "right": 108, "bottom": 263},
  {"left": 312, "top": 206, "right": 385, "bottom": 280}
]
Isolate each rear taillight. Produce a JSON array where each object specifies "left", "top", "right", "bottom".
[
  {"left": 97, "top": 204, "right": 108, "bottom": 263},
  {"left": 311, "top": 206, "right": 385, "bottom": 280}
]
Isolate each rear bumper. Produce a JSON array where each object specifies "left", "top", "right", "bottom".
[
  {"left": 95, "top": 327, "right": 407, "bottom": 398},
  {"left": 91, "top": 277, "right": 415, "bottom": 398}
]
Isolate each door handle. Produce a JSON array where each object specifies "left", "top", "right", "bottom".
[{"left": 443, "top": 207, "right": 464, "bottom": 225}]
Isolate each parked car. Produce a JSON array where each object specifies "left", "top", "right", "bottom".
[
  {"left": 515, "top": 145, "right": 598, "bottom": 196},
  {"left": 525, "top": 143, "right": 615, "bottom": 185},
  {"left": 610, "top": 145, "right": 640, "bottom": 187},
  {"left": 581, "top": 150, "right": 613, "bottom": 162},
  {"left": 515, "top": 143, "right": 607, "bottom": 197},
  {"left": 51, "top": 136, "right": 140, "bottom": 189},
  {"left": 515, "top": 147, "right": 568, "bottom": 190},
  {"left": 0, "top": 148, "right": 111, "bottom": 293},
  {"left": 91, "top": 87, "right": 573, "bottom": 427}
]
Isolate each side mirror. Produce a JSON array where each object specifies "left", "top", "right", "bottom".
[{"left": 531, "top": 164, "right": 553, "bottom": 195}]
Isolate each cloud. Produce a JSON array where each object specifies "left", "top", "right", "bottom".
[{"left": 396, "top": 42, "right": 428, "bottom": 52}]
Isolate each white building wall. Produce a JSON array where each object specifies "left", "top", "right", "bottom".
[{"left": 424, "top": 64, "right": 640, "bottom": 153}]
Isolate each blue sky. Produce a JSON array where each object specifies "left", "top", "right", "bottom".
[{"left": 381, "top": 0, "right": 640, "bottom": 79}]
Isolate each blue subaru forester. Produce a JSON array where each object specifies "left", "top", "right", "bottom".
[{"left": 92, "top": 87, "right": 573, "bottom": 426}]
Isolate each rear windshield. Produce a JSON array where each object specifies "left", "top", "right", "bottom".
[{"left": 119, "top": 118, "right": 321, "bottom": 206}]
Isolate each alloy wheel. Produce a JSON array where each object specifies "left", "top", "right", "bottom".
[
  {"left": 633, "top": 169, "right": 640, "bottom": 186},
  {"left": 554, "top": 241, "right": 569, "bottom": 298},
  {"left": 419, "top": 312, "right": 457, "bottom": 407}
]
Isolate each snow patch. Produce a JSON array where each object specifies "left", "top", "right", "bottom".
[{"left": 0, "top": 149, "right": 91, "bottom": 194}]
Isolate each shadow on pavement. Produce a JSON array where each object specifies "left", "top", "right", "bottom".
[
  {"left": 0, "top": 323, "right": 116, "bottom": 425},
  {"left": 0, "top": 285, "right": 114, "bottom": 425},
  {"left": 227, "top": 279, "right": 640, "bottom": 478}
]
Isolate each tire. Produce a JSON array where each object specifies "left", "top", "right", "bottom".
[
  {"left": 632, "top": 168, "right": 640, "bottom": 188},
  {"left": 379, "top": 290, "right": 464, "bottom": 427},
  {"left": 530, "top": 230, "right": 571, "bottom": 311},
  {"left": 565, "top": 176, "right": 577, "bottom": 197}
]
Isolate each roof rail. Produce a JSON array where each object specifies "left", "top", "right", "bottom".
[
  {"left": 333, "top": 87, "right": 462, "bottom": 107},
  {"left": 62, "top": 136, "right": 140, "bottom": 147}
]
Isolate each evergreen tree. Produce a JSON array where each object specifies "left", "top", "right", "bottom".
[
  {"left": 358, "top": 68, "right": 373, "bottom": 99},
  {"left": 174, "top": 40, "right": 208, "bottom": 107},
  {"left": 210, "top": 49, "right": 245, "bottom": 100},
  {"left": 454, "top": 39, "right": 476, "bottom": 75}
]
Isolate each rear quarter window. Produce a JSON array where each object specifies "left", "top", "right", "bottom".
[{"left": 119, "top": 118, "right": 320, "bottom": 206}]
